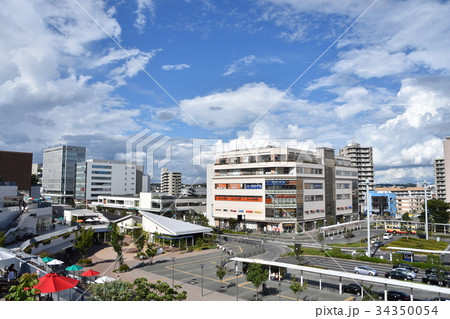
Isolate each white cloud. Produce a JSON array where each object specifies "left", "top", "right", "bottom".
[
  {"left": 0, "top": 0, "right": 153, "bottom": 159},
  {"left": 223, "top": 55, "right": 256, "bottom": 76},
  {"left": 161, "top": 64, "right": 191, "bottom": 71},
  {"left": 134, "top": 0, "right": 155, "bottom": 32}
]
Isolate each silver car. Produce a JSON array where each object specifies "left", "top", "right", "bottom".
[
  {"left": 396, "top": 268, "right": 416, "bottom": 279},
  {"left": 354, "top": 265, "right": 378, "bottom": 276}
]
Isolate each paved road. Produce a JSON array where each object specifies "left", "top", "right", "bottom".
[
  {"left": 276, "top": 255, "right": 450, "bottom": 301},
  {"left": 138, "top": 245, "right": 351, "bottom": 301}
]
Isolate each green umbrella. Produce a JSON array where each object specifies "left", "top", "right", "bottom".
[
  {"left": 65, "top": 264, "right": 83, "bottom": 272},
  {"left": 42, "top": 256, "right": 54, "bottom": 263}
]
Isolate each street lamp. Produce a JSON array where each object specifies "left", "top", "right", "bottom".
[
  {"left": 171, "top": 257, "right": 175, "bottom": 287},
  {"left": 200, "top": 264, "right": 205, "bottom": 297},
  {"left": 424, "top": 181, "right": 429, "bottom": 240}
]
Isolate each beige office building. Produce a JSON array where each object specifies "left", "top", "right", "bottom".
[
  {"left": 207, "top": 146, "right": 358, "bottom": 233},
  {"left": 338, "top": 143, "right": 374, "bottom": 213},
  {"left": 444, "top": 137, "right": 450, "bottom": 203}
]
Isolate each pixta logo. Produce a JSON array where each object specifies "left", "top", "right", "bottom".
[{"left": 126, "top": 129, "right": 171, "bottom": 176}]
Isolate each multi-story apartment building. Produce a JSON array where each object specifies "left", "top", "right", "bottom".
[
  {"left": 444, "top": 137, "right": 450, "bottom": 203},
  {"left": 434, "top": 158, "right": 446, "bottom": 201},
  {"left": 0, "top": 150, "right": 33, "bottom": 191},
  {"left": 374, "top": 187, "right": 426, "bottom": 218},
  {"left": 161, "top": 168, "right": 181, "bottom": 197},
  {"left": 42, "top": 145, "right": 86, "bottom": 203},
  {"left": 207, "top": 146, "right": 358, "bottom": 233},
  {"left": 338, "top": 143, "right": 374, "bottom": 213},
  {"left": 74, "top": 159, "right": 141, "bottom": 203}
]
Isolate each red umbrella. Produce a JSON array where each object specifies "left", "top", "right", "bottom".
[
  {"left": 81, "top": 269, "right": 100, "bottom": 277},
  {"left": 34, "top": 273, "right": 79, "bottom": 293}
]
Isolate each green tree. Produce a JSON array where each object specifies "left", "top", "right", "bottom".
[
  {"left": 294, "top": 243, "right": 304, "bottom": 264},
  {"left": 420, "top": 199, "right": 450, "bottom": 224},
  {"left": 317, "top": 232, "right": 325, "bottom": 251},
  {"left": 0, "top": 231, "right": 6, "bottom": 247},
  {"left": 216, "top": 265, "right": 227, "bottom": 289},
  {"left": 110, "top": 223, "right": 126, "bottom": 269},
  {"left": 361, "top": 284, "right": 381, "bottom": 301},
  {"left": 345, "top": 229, "right": 354, "bottom": 244},
  {"left": 289, "top": 275, "right": 308, "bottom": 300},
  {"left": 228, "top": 218, "right": 238, "bottom": 230},
  {"left": 73, "top": 227, "right": 94, "bottom": 260},
  {"left": 89, "top": 280, "right": 133, "bottom": 301},
  {"left": 89, "top": 278, "right": 187, "bottom": 301},
  {"left": 402, "top": 212, "right": 412, "bottom": 221},
  {"left": 245, "top": 263, "right": 268, "bottom": 301},
  {"left": 5, "top": 273, "right": 40, "bottom": 301},
  {"left": 31, "top": 174, "right": 39, "bottom": 186},
  {"left": 132, "top": 278, "right": 187, "bottom": 301},
  {"left": 145, "top": 242, "right": 157, "bottom": 264},
  {"left": 132, "top": 228, "right": 147, "bottom": 257}
]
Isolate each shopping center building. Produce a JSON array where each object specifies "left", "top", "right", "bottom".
[{"left": 207, "top": 146, "right": 359, "bottom": 233}]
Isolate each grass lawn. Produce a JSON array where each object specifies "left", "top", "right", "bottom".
[
  {"left": 331, "top": 242, "right": 368, "bottom": 248},
  {"left": 382, "top": 237, "right": 448, "bottom": 251}
]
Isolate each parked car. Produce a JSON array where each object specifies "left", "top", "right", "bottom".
[
  {"left": 422, "top": 274, "right": 449, "bottom": 287},
  {"left": 386, "top": 290, "right": 411, "bottom": 301},
  {"left": 393, "top": 263, "right": 418, "bottom": 273},
  {"left": 385, "top": 269, "right": 413, "bottom": 281},
  {"left": 383, "top": 233, "right": 393, "bottom": 240},
  {"left": 373, "top": 241, "right": 384, "bottom": 248},
  {"left": 342, "top": 283, "right": 362, "bottom": 295},
  {"left": 395, "top": 268, "right": 416, "bottom": 279},
  {"left": 354, "top": 265, "right": 378, "bottom": 276}
]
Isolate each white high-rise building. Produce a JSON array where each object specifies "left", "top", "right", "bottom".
[
  {"left": 42, "top": 145, "right": 86, "bottom": 203},
  {"left": 444, "top": 137, "right": 450, "bottom": 203},
  {"left": 434, "top": 158, "right": 446, "bottom": 201},
  {"left": 75, "top": 159, "right": 139, "bottom": 202},
  {"left": 338, "top": 143, "right": 374, "bottom": 213},
  {"left": 161, "top": 168, "right": 181, "bottom": 196}
]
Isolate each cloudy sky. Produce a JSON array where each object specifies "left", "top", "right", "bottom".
[{"left": 1, "top": 0, "right": 449, "bottom": 184}]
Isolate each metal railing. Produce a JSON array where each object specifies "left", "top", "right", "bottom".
[{"left": 20, "top": 225, "right": 79, "bottom": 251}]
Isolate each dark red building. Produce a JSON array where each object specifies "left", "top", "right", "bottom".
[{"left": 0, "top": 150, "right": 33, "bottom": 190}]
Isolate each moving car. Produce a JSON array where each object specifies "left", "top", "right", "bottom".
[
  {"left": 385, "top": 269, "right": 413, "bottom": 281},
  {"left": 342, "top": 283, "right": 362, "bottom": 295},
  {"left": 386, "top": 290, "right": 411, "bottom": 301},
  {"left": 373, "top": 241, "right": 384, "bottom": 248},
  {"left": 393, "top": 263, "right": 418, "bottom": 273},
  {"left": 395, "top": 268, "right": 416, "bottom": 279},
  {"left": 354, "top": 265, "right": 378, "bottom": 276},
  {"left": 425, "top": 267, "right": 450, "bottom": 276},
  {"left": 383, "top": 233, "right": 393, "bottom": 240},
  {"left": 422, "top": 274, "right": 450, "bottom": 287}
]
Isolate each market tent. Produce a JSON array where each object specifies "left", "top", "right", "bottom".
[{"left": 94, "top": 276, "right": 115, "bottom": 284}]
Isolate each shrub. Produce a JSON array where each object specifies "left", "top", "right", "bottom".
[
  {"left": 42, "top": 239, "right": 51, "bottom": 245},
  {"left": 77, "top": 258, "right": 92, "bottom": 266},
  {"left": 62, "top": 233, "right": 70, "bottom": 239},
  {"left": 33, "top": 242, "right": 40, "bottom": 248},
  {"left": 116, "top": 263, "right": 130, "bottom": 272},
  {"left": 23, "top": 246, "right": 32, "bottom": 254}
]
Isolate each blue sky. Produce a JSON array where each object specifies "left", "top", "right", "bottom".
[{"left": 1, "top": 0, "right": 449, "bottom": 184}]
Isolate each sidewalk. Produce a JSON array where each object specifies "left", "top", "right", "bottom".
[{"left": 86, "top": 241, "right": 237, "bottom": 301}]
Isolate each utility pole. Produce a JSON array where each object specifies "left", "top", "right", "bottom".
[
  {"left": 424, "top": 181, "right": 429, "bottom": 240},
  {"left": 366, "top": 179, "right": 371, "bottom": 257}
]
